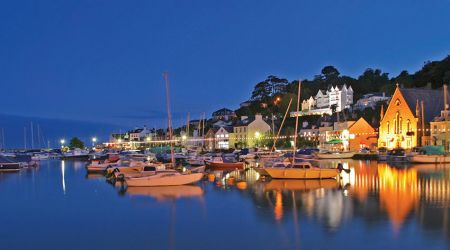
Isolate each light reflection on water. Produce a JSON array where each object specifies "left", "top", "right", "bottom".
[{"left": 0, "top": 159, "right": 449, "bottom": 250}]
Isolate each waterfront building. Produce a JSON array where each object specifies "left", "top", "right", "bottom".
[
  {"left": 353, "top": 92, "right": 390, "bottom": 111},
  {"left": 215, "top": 126, "right": 233, "bottom": 149},
  {"left": 378, "top": 85, "right": 449, "bottom": 149},
  {"left": 348, "top": 117, "right": 377, "bottom": 150},
  {"left": 318, "top": 118, "right": 376, "bottom": 151},
  {"left": 299, "top": 124, "right": 320, "bottom": 142},
  {"left": 204, "top": 128, "right": 218, "bottom": 151},
  {"left": 229, "top": 114, "right": 271, "bottom": 148},
  {"left": 212, "top": 108, "right": 236, "bottom": 121},
  {"left": 429, "top": 102, "right": 450, "bottom": 148},
  {"left": 294, "top": 84, "right": 353, "bottom": 117}
]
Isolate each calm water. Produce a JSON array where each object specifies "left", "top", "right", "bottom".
[{"left": 0, "top": 160, "right": 449, "bottom": 250}]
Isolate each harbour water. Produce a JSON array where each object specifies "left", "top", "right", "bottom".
[{"left": 0, "top": 160, "right": 449, "bottom": 250}]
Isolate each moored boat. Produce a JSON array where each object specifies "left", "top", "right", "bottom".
[
  {"left": 315, "top": 151, "right": 355, "bottom": 159},
  {"left": 263, "top": 161, "right": 340, "bottom": 179},
  {"left": 125, "top": 172, "right": 204, "bottom": 187},
  {"left": 205, "top": 157, "right": 244, "bottom": 171},
  {"left": 0, "top": 156, "right": 21, "bottom": 172}
]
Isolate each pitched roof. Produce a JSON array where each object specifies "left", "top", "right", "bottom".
[
  {"left": 400, "top": 88, "right": 449, "bottom": 123},
  {"left": 129, "top": 128, "right": 144, "bottom": 133},
  {"left": 233, "top": 117, "right": 255, "bottom": 126},
  {"left": 212, "top": 108, "right": 234, "bottom": 115}
]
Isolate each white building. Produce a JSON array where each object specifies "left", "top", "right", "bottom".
[
  {"left": 215, "top": 127, "right": 233, "bottom": 149},
  {"left": 353, "top": 92, "right": 390, "bottom": 111},
  {"left": 297, "top": 84, "right": 353, "bottom": 116}
]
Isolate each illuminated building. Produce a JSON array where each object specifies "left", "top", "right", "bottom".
[
  {"left": 294, "top": 84, "right": 353, "bottom": 116},
  {"left": 229, "top": 114, "right": 271, "bottom": 148},
  {"left": 378, "top": 85, "right": 449, "bottom": 149}
]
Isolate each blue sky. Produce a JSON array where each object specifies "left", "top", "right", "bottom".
[{"left": 1, "top": 0, "right": 449, "bottom": 128}]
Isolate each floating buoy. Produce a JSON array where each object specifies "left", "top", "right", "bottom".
[
  {"left": 236, "top": 181, "right": 248, "bottom": 190},
  {"left": 207, "top": 174, "right": 215, "bottom": 182}
]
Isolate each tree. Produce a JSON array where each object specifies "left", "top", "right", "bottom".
[
  {"left": 321, "top": 66, "right": 340, "bottom": 79},
  {"left": 266, "top": 75, "right": 288, "bottom": 95},
  {"left": 69, "top": 137, "right": 85, "bottom": 149},
  {"left": 251, "top": 81, "right": 271, "bottom": 101}
]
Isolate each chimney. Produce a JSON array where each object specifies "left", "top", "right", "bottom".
[{"left": 255, "top": 114, "right": 262, "bottom": 120}]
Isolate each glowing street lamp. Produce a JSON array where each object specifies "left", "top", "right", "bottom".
[
  {"left": 60, "top": 139, "right": 65, "bottom": 149},
  {"left": 181, "top": 135, "right": 187, "bottom": 141},
  {"left": 91, "top": 137, "right": 97, "bottom": 147}
]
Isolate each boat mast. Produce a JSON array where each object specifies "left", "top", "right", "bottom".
[
  {"left": 444, "top": 84, "right": 448, "bottom": 152},
  {"left": 271, "top": 98, "right": 293, "bottom": 152},
  {"left": 293, "top": 80, "right": 301, "bottom": 162},
  {"left": 163, "top": 72, "right": 175, "bottom": 168},
  {"left": 24, "top": 127, "right": 27, "bottom": 150},
  {"left": 30, "top": 122, "right": 34, "bottom": 149},
  {"left": 186, "top": 112, "right": 190, "bottom": 140}
]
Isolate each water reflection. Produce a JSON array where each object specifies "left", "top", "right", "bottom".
[
  {"left": 61, "top": 160, "right": 66, "bottom": 194},
  {"left": 226, "top": 160, "right": 450, "bottom": 240},
  {"left": 126, "top": 185, "right": 204, "bottom": 201}
]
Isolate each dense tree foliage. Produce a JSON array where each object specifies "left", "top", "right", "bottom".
[
  {"left": 69, "top": 137, "right": 84, "bottom": 149},
  {"left": 238, "top": 55, "right": 450, "bottom": 119}
]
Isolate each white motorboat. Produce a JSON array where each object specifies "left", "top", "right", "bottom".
[
  {"left": 62, "top": 148, "right": 90, "bottom": 160},
  {"left": 125, "top": 172, "right": 204, "bottom": 187}
]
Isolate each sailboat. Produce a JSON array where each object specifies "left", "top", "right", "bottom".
[
  {"left": 263, "top": 81, "right": 341, "bottom": 180},
  {"left": 124, "top": 72, "right": 204, "bottom": 187}
]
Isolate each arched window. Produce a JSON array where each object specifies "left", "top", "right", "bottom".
[
  {"left": 399, "top": 117, "right": 402, "bottom": 133},
  {"left": 406, "top": 120, "right": 411, "bottom": 132},
  {"left": 395, "top": 112, "right": 400, "bottom": 134},
  {"left": 387, "top": 121, "right": 390, "bottom": 134}
]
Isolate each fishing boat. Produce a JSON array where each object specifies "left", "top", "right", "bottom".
[
  {"left": 125, "top": 172, "right": 204, "bottom": 187},
  {"left": 205, "top": 157, "right": 244, "bottom": 171},
  {"left": 0, "top": 156, "right": 21, "bottom": 172},
  {"left": 263, "top": 161, "right": 340, "bottom": 179},
  {"left": 314, "top": 151, "right": 356, "bottom": 159}
]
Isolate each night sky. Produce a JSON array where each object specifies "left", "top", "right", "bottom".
[{"left": 1, "top": 0, "right": 449, "bottom": 128}]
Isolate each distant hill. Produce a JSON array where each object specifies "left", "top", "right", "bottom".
[{"left": 0, "top": 114, "right": 123, "bottom": 149}]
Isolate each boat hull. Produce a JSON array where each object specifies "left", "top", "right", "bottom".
[
  {"left": 408, "top": 155, "right": 450, "bottom": 163},
  {"left": 205, "top": 161, "right": 244, "bottom": 171},
  {"left": 264, "top": 168, "right": 339, "bottom": 179},
  {"left": 315, "top": 152, "right": 355, "bottom": 159},
  {"left": 125, "top": 173, "right": 204, "bottom": 187}
]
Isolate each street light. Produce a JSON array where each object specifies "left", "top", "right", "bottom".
[
  {"left": 60, "top": 139, "right": 65, "bottom": 149},
  {"left": 92, "top": 137, "right": 97, "bottom": 148}
]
